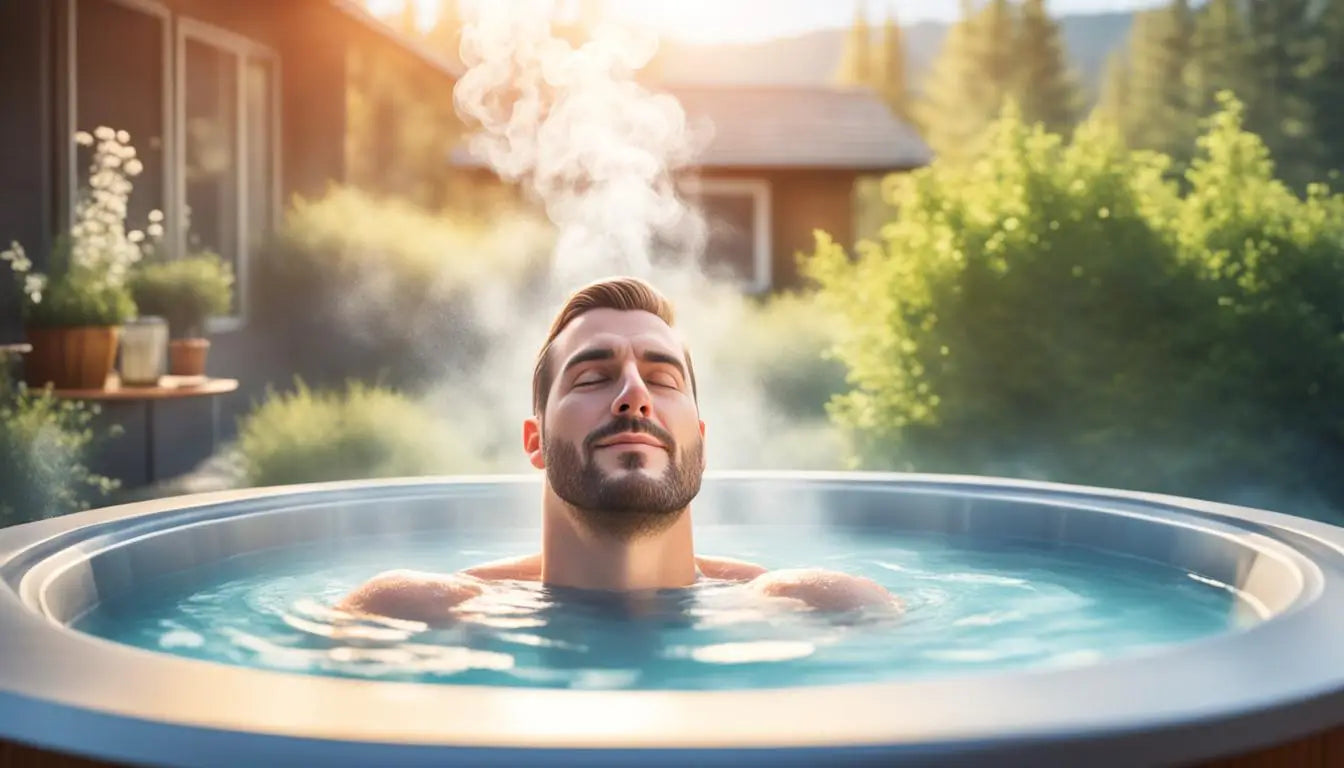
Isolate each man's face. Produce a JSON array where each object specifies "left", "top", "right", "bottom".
[{"left": 524, "top": 308, "right": 705, "bottom": 541}]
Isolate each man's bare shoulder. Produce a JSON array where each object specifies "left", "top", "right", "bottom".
[
  {"left": 695, "top": 555, "right": 769, "bottom": 581},
  {"left": 461, "top": 553, "right": 542, "bottom": 581},
  {"left": 336, "top": 568, "right": 484, "bottom": 623}
]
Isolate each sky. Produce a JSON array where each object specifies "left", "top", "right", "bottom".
[{"left": 369, "top": 0, "right": 1169, "bottom": 44}]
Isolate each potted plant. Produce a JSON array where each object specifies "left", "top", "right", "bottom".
[
  {"left": 127, "top": 252, "right": 233, "bottom": 377},
  {"left": 2, "top": 127, "right": 152, "bottom": 389}
]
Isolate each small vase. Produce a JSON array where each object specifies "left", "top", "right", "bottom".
[
  {"left": 120, "top": 317, "right": 168, "bottom": 386},
  {"left": 168, "top": 338, "right": 210, "bottom": 377},
  {"left": 24, "top": 326, "right": 121, "bottom": 390}
]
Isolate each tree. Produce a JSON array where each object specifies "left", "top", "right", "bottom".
[
  {"left": 1111, "top": 1, "right": 1198, "bottom": 167},
  {"left": 835, "top": 4, "right": 873, "bottom": 87},
  {"left": 424, "top": 0, "right": 462, "bottom": 60},
  {"left": 1014, "top": 0, "right": 1082, "bottom": 135},
  {"left": 1186, "top": 0, "right": 1254, "bottom": 118},
  {"left": 1306, "top": 0, "right": 1344, "bottom": 179},
  {"left": 1094, "top": 51, "right": 1131, "bottom": 127},
  {"left": 1242, "top": 0, "right": 1320, "bottom": 188},
  {"left": 917, "top": 0, "right": 1019, "bottom": 163},
  {"left": 870, "top": 9, "right": 910, "bottom": 120}
]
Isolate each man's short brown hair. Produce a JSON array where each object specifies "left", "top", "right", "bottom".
[{"left": 532, "top": 276, "right": 698, "bottom": 415}]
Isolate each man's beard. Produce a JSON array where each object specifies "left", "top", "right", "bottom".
[{"left": 543, "top": 415, "right": 704, "bottom": 542}]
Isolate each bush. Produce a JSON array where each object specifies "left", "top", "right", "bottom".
[
  {"left": 733, "top": 291, "right": 849, "bottom": 421},
  {"left": 0, "top": 378, "right": 120, "bottom": 527},
  {"left": 237, "top": 380, "right": 484, "bottom": 487},
  {"left": 128, "top": 252, "right": 234, "bottom": 337},
  {"left": 250, "top": 187, "right": 554, "bottom": 392},
  {"left": 805, "top": 94, "right": 1344, "bottom": 514}
]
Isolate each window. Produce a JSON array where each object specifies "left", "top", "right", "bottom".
[
  {"left": 74, "top": 0, "right": 170, "bottom": 229},
  {"left": 684, "top": 178, "right": 772, "bottom": 294},
  {"left": 67, "top": 3, "right": 280, "bottom": 330},
  {"left": 177, "top": 19, "right": 279, "bottom": 326}
]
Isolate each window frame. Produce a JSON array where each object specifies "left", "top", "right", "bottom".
[
  {"left": 63, "top": 0, "right": 174, "bottom": 241},
  {"left": 682, "top": 177, "right": 773, "bottom": 294},
  {"left": 175, "top": 16, "right": 282, "bottom": 332}
]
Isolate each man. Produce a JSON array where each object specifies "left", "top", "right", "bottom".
[{"left": 337, "top": 277, "right": 900, "bottom": 623}]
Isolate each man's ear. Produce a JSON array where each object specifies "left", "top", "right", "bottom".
[{"left": 522, "top": 416, "right": 545, "bottom": 470}]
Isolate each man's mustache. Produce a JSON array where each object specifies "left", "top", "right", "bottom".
[{"left": 583, "top": 416, "right": 675, "bottom": 453}]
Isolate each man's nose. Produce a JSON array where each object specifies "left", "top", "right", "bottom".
[{"left": 612, "top": 368, "right": 652, "bottom": 418}]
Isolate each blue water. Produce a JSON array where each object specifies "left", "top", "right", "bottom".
[{"left": 74, "top": 524, "right": 1261, "bottom": 690}]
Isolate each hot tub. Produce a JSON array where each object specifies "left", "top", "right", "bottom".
[{"left": 1, "top": 472, "right": 1342, "bottom": 767}]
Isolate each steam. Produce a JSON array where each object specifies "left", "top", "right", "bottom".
[
  {"left": 453, "top": 0, "right": 707, "bottom": 283},
  {"left": 429, "top": 0, "right": 844, "bottom": 475}
]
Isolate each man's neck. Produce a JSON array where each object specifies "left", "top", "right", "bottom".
[{"left": 539, "top": 488, "right": 698, "bottom": 592}]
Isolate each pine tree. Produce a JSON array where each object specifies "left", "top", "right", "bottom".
[
  {"left": 1186, "top": 0, "right": 1254, "bottom": 117},
  {"left": 870, "top": 9, "right": 910, "bottom": 120},
  {"left": 1014, "top": 0, "right": 1082, "bottom": 135},
  {"left": 835, "top": 4, "right": 873, "bottom": 87},
  {"left": 1306, "top": 0, "right": 1344, "bottom": 178},
  {"left": 1094, "top": 51, "right": 1131, "bottom": 127},
  {"left": 916, "top": 0, "right": 1019, "bottom": 163},
  {"left": 1116, "top": 1, "right": 1198, "bottom": 164},
  {"left": 1243, "top": 0, "right": 1319, "bottom": 187}
]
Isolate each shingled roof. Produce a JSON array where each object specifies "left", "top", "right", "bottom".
[
  {"left": 451, "top": 84, "right": 931, "bottom": 172},
  {"left": 668, "top": 84, "right": 930, "bottom": 170}
]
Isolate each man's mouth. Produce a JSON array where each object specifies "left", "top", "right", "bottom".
[{"left": 594, "top": 432, "right": 667, "bottom": 450}]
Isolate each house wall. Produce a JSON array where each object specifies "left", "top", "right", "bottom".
[
  {"left": 0, "top": 2, "right": 56, "bottom": 343},
  {"left": 698, "top": 167, "right": 864, "bottom": 291}
]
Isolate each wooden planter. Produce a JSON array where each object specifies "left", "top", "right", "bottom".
[
  {"left": 168, "top": 338, "right": 210, "bottom": 377},
  {"left": 23, "top": 326, "right": 120, "bottom": 390}
]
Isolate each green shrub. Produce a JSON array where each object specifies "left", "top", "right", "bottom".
[
  {"left": 805, "top": 94, "right": 1344, "bottom": 513},
  {"left": 237, "top": 380, "right": 483, "bottom": 487},
  {"left": 734, "top": 291, "right": 849, "bottom": 421},
  {"left": 128, "top": 252, "right": 234, "bottom": 337},
  {"left": 250, "top": 187, "right": 553, "bottom": 391},
  {"left": 0, "top": 378, "right": 120, "bottom": 527}
]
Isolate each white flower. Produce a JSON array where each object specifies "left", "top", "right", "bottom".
[
  {"left": 148, "top": 209, "right": 164, "bottom": 223},
  {"left": 94, "top": 126, "right": 114, "bottom": 140},
  {"left": 146, "top": 223, "right": 164, "bottom": 238},
  {"left": 125, "top": 159, "right": 143, "bottom": 176},
  {"left": 102, "top": 154, "right": 121, "bottom": 169},
  {"left": 23, "top": 274, "right": 46, "bottom": 303},
  {"left": 74, "top": 131, "right": 94, "bottom": 146},
  {"left": 116, "top": 130, "right": 130, "bottom": 143},
  {"left": 128, "top": 230, "right": 145, "bottom": 244}
]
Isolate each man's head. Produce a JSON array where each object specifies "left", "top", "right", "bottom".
[{"left": 523, "top": 277, "right": 705, "bottom": 542}]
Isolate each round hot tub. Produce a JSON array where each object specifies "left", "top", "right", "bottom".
[{"left": 1, "top": 472, "right": 1342, "bottom": 767}]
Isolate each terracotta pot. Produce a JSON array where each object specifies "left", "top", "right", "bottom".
[
  {"left": 168, "top": 338, "right": 210, "bottom": 377},
  {"left": 23, "top": 326, "right": 121, "bottom": 390}
]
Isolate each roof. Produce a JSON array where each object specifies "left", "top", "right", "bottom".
[
  {"left": 668, "top": 85, "right": 930, "bottom": 170},
  {"left": 327, "top": 0, "right": 463, "bottom": 78},
  {"left": 451, "top": 84, "right": 930, "bottom": 172}
]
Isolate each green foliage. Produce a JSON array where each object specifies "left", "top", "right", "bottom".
[
  {"left": 734, "top": 291, "right": 849, "bottom": 421},
  {"left": 806, "top": 94, "right": 1344, "bottom": 514},
  {"left": 22, "top": 268, "right": 136, "bottom": 328},
  {"left": 237, "top": 380, "right": 484, "bottom": 487},
  {"left": 251, "top": 186, "right": 553, "bottom": 392},
  {"left": 128, "top": 252, "right": 234, "bottom": 338},
  {"left": 918, "top": 0, "right": 1079, "bottom": 163},
  {"left": 0, "top": 376, "right": 120, "bottom": 527}
]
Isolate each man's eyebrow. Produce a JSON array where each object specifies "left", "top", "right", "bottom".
[
  {"left": 641, "top": 350, "right": 688, "bottom": 378},
  {"left": 561, "top": 347, "right": 615, "bottom": 376}
]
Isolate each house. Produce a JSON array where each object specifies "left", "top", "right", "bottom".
[
  {"left": 0, "top": 0, "right": 463, "bottom": 485},
  {"left": 452, "top": 83, "right": 931, "bottom": 293}
]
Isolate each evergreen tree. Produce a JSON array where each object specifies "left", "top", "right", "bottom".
[
  {"left": 916, "top": 0, "right": 1018, "bottom": 163},
  {"left": 1186, "top": 0, "right": 1254, "bottom": 117},
  {"left": 425, "top": 0, "right": 462, "bottom": 60},
  {"left": 1014, "top": 0, "right": 1082, "bottom": 135},
  {"left": 1115, "top": 1, "right": 1198, "bottom": 165},
  {"left": 835, "top": 4, "right": 873, "bottom": 87},
  {"left": 870, "top": 9, "right": 910, "bottom": 120},
  {"left": 1094, "top": 51, "right": 1131, "bottom": 127},
  {"left": 1242, "top": 0, "right": 1319, "bottom": 187},
  {"left": 1306, "top": 0, "right": 1344, "bottom": 178}
]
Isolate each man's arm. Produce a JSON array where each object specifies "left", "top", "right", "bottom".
[
  {"left": 335, "top": 569, "right": 484, "bottom": 624},
  {"left": 747, "top": 568, "right": 903, "bottom": 613}
]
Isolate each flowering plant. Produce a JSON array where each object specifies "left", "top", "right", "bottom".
[{"left": 1, "top": 127, "right": 158, "bottom": 327}]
